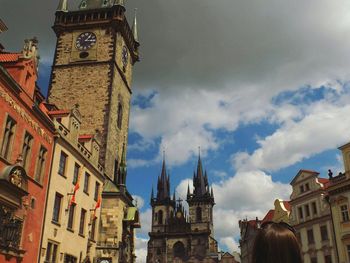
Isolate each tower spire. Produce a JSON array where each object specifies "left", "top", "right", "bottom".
[
  {"left": 132, "top": 8, "right": 139, "bottom": 45},
  {"left": 156, "top": 155, "right": 170, "bottom": 201},
  {"left": 57, "top": 0, "right": 68, "bottom": 12}
]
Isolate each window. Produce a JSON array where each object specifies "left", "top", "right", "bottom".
[
  {"left": 0, "top": 115, "right": 16, "bottom": 159},
  {"left": 347, "top": 245, "right": 350, "bottom": 262},
  {"left": 79, "top": 208, "right": 86, "bottom": 235},
  {"left": 90, "top": 217, "right": 96, "bottom": 241},
  {"left": 45, "top": 241, "right": 58, "bottom": 263},
  {"left": 72, "top": 163, "right": 80, "bottom": 185},
  {"left": 52, "top": 193, "right": 63, "bottom": 223},
  {"left": 64, "top": 254, "right": 77, "bottom": 263},
  {"left": 83, "top": 172, "right": 90, "bottom": 194},
  {"left": 305, "top": 183, "right": 310, "bottom": 191},
  {"left": 312, "top": 202, "right": 317, "bottom": 215},
  {"left": 325, "top": 255, "right": 332, "bottom": 263},
  {"left": 67, "top": 204, "right": 75, "bottom": 230},
  {"left": 341, "top": 205, "right": 350, "bottom": 222},
  {"left": 94, "top": 182, "right": 100, "bottom": 201},
  {"left": 305, "top": 204, "right": 310, "bottom": 217},
  {"left": 58, "top": 151, "right": 67, "bottom": 176},
  {"left": 298, "top": 207, "right": 304, "bottom": 219},
  {"left": 320, "top": 225, "right": 329, "bottom": 241},
  {"left": 158, "top": 210, "right": 163, "bottom": 225},
  {"left": 22, "top": 132, "right": 33, "bottom": 169},
  {"left": 307, "top": 229, "right": 315, "bottom": 244},
  {"left": 300, "top": 185, "right": 304, "bottom": 193},
  {"left": 35, "top": 146, "right": 47, "bottom": 182},
  {"left": 114, "top": 159, "right": 119, "bottom": 184},
  {"left": 117, "top": 102, "right": 123, "bottom": 129},
  {"left": 196, "top": 207, "right": 202, "bottom": 222},
  {"left": 310, "top": 258, "right": 317, "bottom": 263}
]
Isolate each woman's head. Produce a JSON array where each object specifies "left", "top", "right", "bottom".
[{"left": 252, "top": 222, "right": 302, "bottom": 263}]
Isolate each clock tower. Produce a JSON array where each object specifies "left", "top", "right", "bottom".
[{"left": 49, "top": 0, "right": 139, "bottom": 180}]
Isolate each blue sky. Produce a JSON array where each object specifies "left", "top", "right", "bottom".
[{"left": 3, "top": 0, "right": 350, "bottom": 261}]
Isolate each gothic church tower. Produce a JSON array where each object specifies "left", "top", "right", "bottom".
[
  {"left": 49, "top": 0, "right": 139, "bottom": 180},
  {"left": 147, "top": 157, "right": 218, "bottom": 263}
]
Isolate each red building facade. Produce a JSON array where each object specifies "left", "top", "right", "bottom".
[{"left": 0, "top": 38, "right": 55, "bottom": 262}]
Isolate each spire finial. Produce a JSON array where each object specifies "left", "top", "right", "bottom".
[
  {"left": 132, "top": 8, "right": 139, "bottom": 45},
  {"left": 57, "top": 0, "right": 68, "bottom": 12}
]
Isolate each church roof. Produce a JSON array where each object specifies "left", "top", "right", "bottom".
[{"left": 0, "top": 53, "right": 21, "bottom": 63}]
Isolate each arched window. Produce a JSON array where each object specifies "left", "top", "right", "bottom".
[
  {"left": 173, "top": 241, "right": 186, "bottom": 260},
  {"left": 196, "top": 207, "right": 202, "bottom": 222},
  {"left": 158, "top": 210, "right": 163, "bottom": 225},
  {"left": 117, "top": 102, "right": 123, "bottom": 129}
]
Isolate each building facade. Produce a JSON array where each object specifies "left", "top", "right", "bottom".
[
  {"left": 46, "top": 1, "right": 141, "bottom": 262},
  {"left": 39, "top": 107, "right": 105, "bottom": 263},
  {"left": 289, "top": 170, "right": 336, "bottom": 263},
  {"left": 0, "top": 39, "right": 55, "bottom": 262},
  {"left": 147, "top": 157, "right": 219, "bottom": 263},
  {"left": 326, "top": 141, "right": 350, "bottom": 263}
]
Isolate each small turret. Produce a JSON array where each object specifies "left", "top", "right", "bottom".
[
  {"left": 132, "top": 8, "right": 140, "bottom": 48},
  {"left": 57, "top": 0, "right": 68, "bottom": 12}
]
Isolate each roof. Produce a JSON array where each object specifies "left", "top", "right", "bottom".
[
  {"left": 317, "top": 178, "right": 330, "bottom": 189},
  {"left": 103, "top": 180, "right": 119, "bottom": 193},
  {"left": 282, "top": 201, "right": 291, "bottom": 211},
  {"left": 48, "top": 110, "right": 70, "bottom": 116},
  {"left": 262, "top": 209, "right": 275, "bottom": 223},
  {"left": 0, "top": 53, "right": 21, "bottom": 62},
  {"left": 291, "top": 169, "right": 320, "bottom": 185},
  {"left": 79, "top": 134, "right": 93, "bottom": 140},
  {"left": 124, "top": 207, "right": 138, "bottom": 221}
]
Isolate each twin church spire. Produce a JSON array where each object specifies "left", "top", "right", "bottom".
[{"left": 151, "top": 154, "right": 214, "bottom": 205}]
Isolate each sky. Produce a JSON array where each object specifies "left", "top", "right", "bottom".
[{"left": 2, "top": 0, "right": 350, "bottom": 262}]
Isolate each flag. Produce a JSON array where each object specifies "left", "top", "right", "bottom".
[
  {"left": 93, "top": 195, "right": 102, "bottom": 218},
  {"left": 69, "top": 165, "right": 83, "bottom": 206}
]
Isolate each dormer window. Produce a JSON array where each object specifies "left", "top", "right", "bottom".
[{"left": 300, "top": 185, "right": 305, "bottom": 193}]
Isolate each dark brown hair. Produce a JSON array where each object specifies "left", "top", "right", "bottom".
[{"left": 251, "top": 222, "right": 302, "bottom": 263}]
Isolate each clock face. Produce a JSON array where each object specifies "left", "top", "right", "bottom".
[
  {"left": 122, "top": 46, "right": 128, "bottom": 67},
  {"left": 76, "top": 32, "right": 97, "bottom": 51},
  {"left": 176, "top": 211, "right": 182, "bottom": 218}
]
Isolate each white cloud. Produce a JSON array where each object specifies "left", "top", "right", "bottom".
[
  {"left": 233, "top": 103, "right": 350, "bottom": 172},
  {"left": 220, "top": 237, "right": 239, "bottom": 253},
  {"left": 135, "top": 236, "right": 148, "bottom": 263},
  {"left": 132, "top": 195, "right": 145, "bottom": 210},
  {"left": 212, "top": 170, "right": 228, "bottom": 178}
]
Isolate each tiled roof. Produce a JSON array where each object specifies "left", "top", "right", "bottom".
[
  {"left": 79, "top": 134, "right": 93, "bottom": 140},
  {"left": 283, "top": 201, "right": 291, "bottom": 211},
  {"left": 0, "top": 53, "right": 20, "bottom": 62},
  {"left": 262, "top": 209, "right": 275, "bottom": 223},
  {"left": 318, "top": 178, "right": 330, "bottom": 189},
  {"left": 48, "top": 110, "right": 70, "bottom": 116}
]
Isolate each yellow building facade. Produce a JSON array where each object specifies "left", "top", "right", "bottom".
[
  {"left": 327, "top": 141, "right": 350, "bottom": 263},
  {"left": 40, "top": 107, "right": 105, "bottom": 263},
  {"left": 289, "top": 170, "right": 335, "bottom": 263}
]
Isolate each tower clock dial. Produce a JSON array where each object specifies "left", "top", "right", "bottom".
[{"left": 76, "top": 32, "right": 97, "bottom": 51}]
